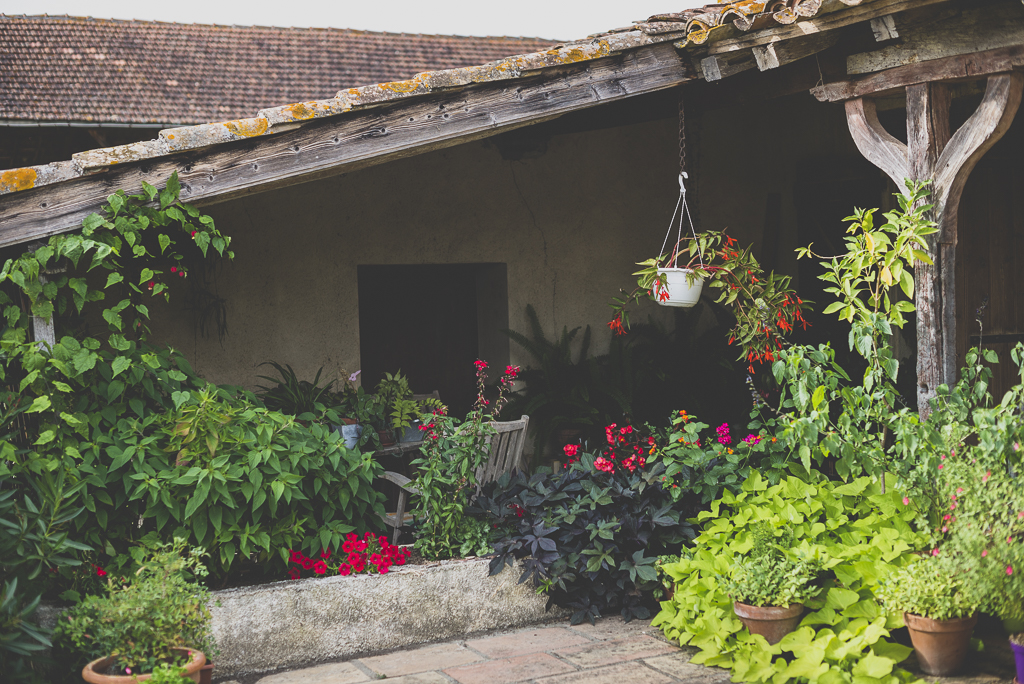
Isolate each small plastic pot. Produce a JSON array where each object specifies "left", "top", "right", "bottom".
[
  {"left": 903, "top": 612, "right": 977, "bottom": 676},
  {"left": 1009, "top": 638, "right": 1024, "bottom": 684},
  {"left": 733, "top": 602, "right": 803, "bottom": 645}
]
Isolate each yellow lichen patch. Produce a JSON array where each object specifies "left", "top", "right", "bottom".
[
  {"left": 282, "top": 102, "right": 322, "bottom": 121},
  {"left": 0, "top": 168, "right": 37, "bottom": 194},
  {"left": 380, "top": 77, "right": 424, "bottom": 94},
  {"left": 223, "top": 118, "right": 269, "bottom": 138}
]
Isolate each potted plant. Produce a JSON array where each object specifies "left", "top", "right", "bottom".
[
  {"left": 610, "top": 230, "right": 810, "bottom": 374},
  {"left": 876, "top": 555, "right": 980, "bottom": 676},
  {"left": 56, "top": 541, "right": 216, "bottom": 683},
  {"left": 372, "top": 372, "right": 418, "bottom": 445},
  {"left": 722, "top": 526, "right": 821, "bottom": 645}
]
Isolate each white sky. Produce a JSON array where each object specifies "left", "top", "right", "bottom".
[{"left": 2, "top": 0, "right": 675, "bottom": 40}]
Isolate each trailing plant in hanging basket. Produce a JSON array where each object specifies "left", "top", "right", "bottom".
[{"left": 610, "top": 230, "right": 811, "bottom": 372}]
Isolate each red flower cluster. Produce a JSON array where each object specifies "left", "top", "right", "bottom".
[
  {"left": 562, "top": 443, "right": 580, "bottom": 468},
  {"left": 594, "top": 424, "right": 649, "bottom": 474},
  {"left": 287, "top": 532, "right": 411, "bottom": 580}
]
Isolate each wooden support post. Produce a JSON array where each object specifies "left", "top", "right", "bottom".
[
  {"left": 843, "top": 72, "right": 1023, "bottom": 416},
  {"left": 29, "top": 274, "right": 56, "bottom": 349}
]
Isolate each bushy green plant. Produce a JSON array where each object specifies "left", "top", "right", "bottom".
[
  {"left": 0, "top": 465, "right": 91, "bottom": 682},
  {"left": 723, "top": 525, "right": 822, "bottom": 607},
  {"left": 653, "top": 471, "right": 927, "bottom": 684},
  {"left": 409, "top": 360, "right": 516, "bottom": 560},
  {"left": 148, "top": 662, "right": 192, "bottom": 683},
  {"left": 476, "top": 444, "right": 694, "bottom": 625},
  {"left": 55, "top": 540, "right": 215, "bottom": 676},
  {"left": 0, "top": 175, "right": 386, "bottom": 585},
  {"left": 256, "top": 362, "right": 336, "bottom": 418},
  {"left": 875, "top": 556, "right": 978, "bottom": 620}
]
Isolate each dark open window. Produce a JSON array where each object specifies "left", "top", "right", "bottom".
[{"left": 357, "top": 264, "right": 508, "bottom": 417}]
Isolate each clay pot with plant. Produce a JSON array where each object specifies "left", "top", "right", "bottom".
[
  {"left": 876, "top": 556, "right": 980, "bottom": 676},
  {"left": 55, "top": 541, "right": 217, "bottom": 683},
  {"left": 721, "top": 525, "right": 821, "bottom": 645}
]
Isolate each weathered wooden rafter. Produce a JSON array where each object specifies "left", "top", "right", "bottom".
[
  {"left": 842, "top": 70, "right": 1023, "bottom": 414},
  {"left": 0, "top": 43, "right": 695, "bottom": 248}
]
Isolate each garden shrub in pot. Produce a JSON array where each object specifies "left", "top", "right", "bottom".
[
  {"left": 722, "top": 524, "right": 822, "bottom": 645},
  {"left": 475, "top": 423, "right": 694, "bottom": 624},
  {"left": 55, "top": 540, "right": 216, "bottom": 682},
  {"left": 653, "top": 471, "right": 926, "bottom": 684}
]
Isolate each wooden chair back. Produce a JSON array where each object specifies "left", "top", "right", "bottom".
[{"left": 476, "top": 415, "right": 530, "bottom": 486}]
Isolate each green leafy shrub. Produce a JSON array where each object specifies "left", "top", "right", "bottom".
[
  {"left": 653, "top": 470, "right": 927, "bottom": 684},
  {"left": 409, "top": 361, "right": 517, "bottom": 560},
  {"left": 0, "top": 464, "right": 92, "bottom": 682},
  {"left": 256, "top": 362, "right": 336, "bottom": 418},
  {"left": 476, "top": 440, "right": 694, "bottom": 624},
  {"left": 723, "top": 525, "right": 822, "bottom": 607},
  {"left": 0, "top": 176, "right": 385, "bottom": 584},
  {"left": 875, "top": 556, "right": 978, "bottom": 620},
  {"left": 54, "top": 540, "right": 215, "bottom": 676}
]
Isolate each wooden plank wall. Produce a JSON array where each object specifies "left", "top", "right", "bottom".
[{"left": 956, "top": 101, "right": 1024, "bottom": 400}]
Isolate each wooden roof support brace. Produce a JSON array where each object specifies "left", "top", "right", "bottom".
[{"left": 845, "top": 72, "right": 1023, "bottom": 416}]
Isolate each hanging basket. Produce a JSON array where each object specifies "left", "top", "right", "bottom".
[{"left": 656, "top": 267, "right": 703, "bottom": 308}]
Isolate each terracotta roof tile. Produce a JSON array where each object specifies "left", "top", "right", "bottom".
[{"left": 0, "top": 15, "right": 556, "bottom": 125}]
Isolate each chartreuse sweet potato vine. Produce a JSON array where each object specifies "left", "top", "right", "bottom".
[{"left": 652, "top": 470, "right": 928, "bottom": 684}]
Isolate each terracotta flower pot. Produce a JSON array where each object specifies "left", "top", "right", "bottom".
[
  {"left": 377, "top": 428, "right": 396, "bottom": 446},
  {"left": 903, "top": 612, "right": 977, "bottom": 676},
  {"left": 82, "top": 648, "right": 206, "bottom": 683},
  {"left": 198, "top": 661, "right": 214, "bottom": 684},
  {"left": 733, "top": 602, "right": 803, "bottom": 645}
]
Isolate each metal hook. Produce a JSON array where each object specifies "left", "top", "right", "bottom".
[{"left": 678, "top": 172, "right": 688, "bottom": 192}]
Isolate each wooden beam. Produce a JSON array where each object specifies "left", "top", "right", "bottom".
[
  {"left": 906, "top": 82, "right": 950, "bottom": 411},
  {"left": 843, "top": 71, "right": 1023, "bottom": 414},
  {"left": 844, "top": 97, "right": 909, "bottom": 188},
  {"left": 0, "top": 43, "right": 695, "bottom": 248},
  {"left": 847, "top": 1, "right": 1024, "bottom": 74},
  {"left": 707, "top": 0, "right": 950, "bottom": 55},
  {"left": 812, "top": 45, "right": 1024, "bottom": 101}
]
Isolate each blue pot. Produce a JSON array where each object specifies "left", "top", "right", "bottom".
[
  {"left": 335, "top": 423, "right": 362, "bottom": 449},
  {"left": 399, "top": 422, "right": 422, "bottom": 443}
]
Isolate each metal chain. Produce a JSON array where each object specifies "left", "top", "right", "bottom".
[{"left": 678, "top": 90, "right": 687, "bottom": 176}]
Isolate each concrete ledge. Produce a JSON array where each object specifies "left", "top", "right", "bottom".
[{"left": 210, "top": 556, "right": 562, "bottom": 678}]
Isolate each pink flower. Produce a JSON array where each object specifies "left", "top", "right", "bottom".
[
  {"left": 942, "top": 526, "right": 948, "bottom": 533},
  {"left": 943, "top": 514, "right": 951, "bottom": 521},
  {"left": 983, "top": 470, "right": 991, "bottom": 483},
  {"left": 950, "top": 502, "right": 956, "bottom": 510},
  {"left": 593, "top": 457, "right": 615, "bottom": 473},
  {"left": 982, "top": 550, "right": 988, "bottom": 557},
  {"left": 931, "top": 548, "right": 940, "bottom": 556},
  {"left": 940, "top": 454, "right": 946, "bottom": 460},
  {"left": 956, "top": 488, "right": 963, "bottom": 494},
  {"left": 938, "top": 464, "right": 944, "bottom": 470},
  {"left": 902, "top": 497, "right": 910, "bottom": 506},
  {"left": 125, "top": 668, "right": 132, "bottom": 675},
  {"left": 1009, "top": 566, "right": 1014, "bottom": 576}
]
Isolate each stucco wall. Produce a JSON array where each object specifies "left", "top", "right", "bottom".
[{"left": 149, "top": 117, "right": 680, "bottom": 390}]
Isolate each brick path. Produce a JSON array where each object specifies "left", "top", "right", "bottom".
[
  {"left": 229, "top": 616, "right": 1016, "bottom": 684},
  {"left": 232, "top": 617, "right": 723, "bottom": 684}
]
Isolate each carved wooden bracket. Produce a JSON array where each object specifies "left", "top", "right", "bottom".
[{"left": 842, "top": 72, "right": 1023, "bottom": 415}]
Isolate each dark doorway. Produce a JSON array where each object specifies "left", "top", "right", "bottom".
[{"left": 358, "top": 264, "right": 508, "bottom": 417}]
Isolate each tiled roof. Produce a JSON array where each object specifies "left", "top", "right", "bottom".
[
  {"left": 0, "top": 15, "right": 557, "bottom": 125},
  {"left": 0, "top": 0, "right": 869, "bottom": 199}
]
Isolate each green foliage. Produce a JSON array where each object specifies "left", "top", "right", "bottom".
[
  {"left": 723, "top": 525, "right": 822, "bottom": 607},
  {"left": 147, "top": 662, "right": 192, "bottom": 683},
  {"left": 875, "top": 556, "right": 978, "bottom": 621},
  {"left": 502, "top": 305, "right": 606, "bottom": 455},
  {"left": 476, "top": 453, "right": 694, "bottom": 625},
  {"left": 410, "top": 362, "right": 516, "bottom": 560},
  {"left": 0, "top": 175, "right": 385, "bottom": 586},
  {"left": 653, "top": 471, "right": 926, "bottom": 684},
  {"left": 54, "top": 540, "right": 215, "bottom": 676},
  {"left": 0, "top": 465, "right": 91, "bottom": 682},
  {"left": 611, "top": 230, "right": 811, "bottom": 370},
  {"left": 149, "top": 386, "right": 385, "bottom": 574},
  {"left": 256, "top": 362, "right": 336, "bottom": 418},
  {"left": 373, "top": 371, "right": 419, "bottom": 432}
]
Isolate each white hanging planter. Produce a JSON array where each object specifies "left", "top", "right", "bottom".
[{"left": 656, "top": 267, "right": 703, "bottom": 308}]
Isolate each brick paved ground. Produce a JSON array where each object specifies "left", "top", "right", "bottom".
[{"left": 225, "top": 616, "right": 1017, "bottom": 684}]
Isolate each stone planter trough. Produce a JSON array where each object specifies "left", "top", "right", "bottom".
[{"left": 210, "top": 556, "right": 562, "bottom": 678}]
